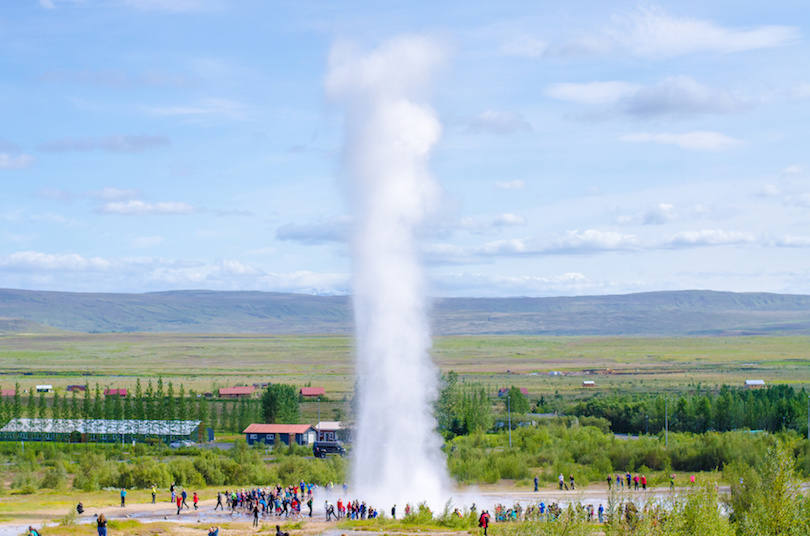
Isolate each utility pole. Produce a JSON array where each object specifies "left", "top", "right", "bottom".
[
  {"left": 645, "top": 415, "right": 648, "bottom": 435},
  {"left": 507, "top": 395, "right": 512, "bottom": 448}
]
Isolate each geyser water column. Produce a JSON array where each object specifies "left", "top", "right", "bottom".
[{"left": 326, "top": 36, "right": 450, "bottom": 507}]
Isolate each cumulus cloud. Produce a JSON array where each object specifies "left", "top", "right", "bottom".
[
  {"left": 0, "top": 250, "right": 350, "bottom": 295},
  {"left": 466, "top": 110, "right": 532, "bottom": 134},
  {"left": 275, "top": 216, "right": 352, "bottom": 245},
  {"left": 0, "top": 153, "right": 35, "bottom": 169},
  {"left": 425, "top": 227, "right": 762, "bottom": 264},
  {"left": 620, "top": 131, "right": 743, "bottom": 151},
  {"left": 97, "top": 200, "right": 198, "bottom": 215},
  {"left": 495, "top": 180, "right": 525, "bottom": 190},
  {"left": 39, "top": 135, "right": 170, "bottom": 153},
  {"left": 0, "top": 251, "right": 114, "bottom": 272},
  {"left": 547, "top": 81, "right": 642, "bottom": 104},
  {"left": 662, "top": 229, "right": 756, "bottom": 247}
]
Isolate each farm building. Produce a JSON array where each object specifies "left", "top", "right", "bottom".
[
  {"left": 35, "top": 385, "right": 52, "bottom": 393},
  {"left": 498, "top": 387, "right": 529, "bottom": 397},
  {"left": 66, "top": 385, "right": 86, "bottom": 392},
  {"left": 0, "top": 418, "right": 211, "bottom": 444},
  {"left": 582, "top": 380, "right": 596, "bottom": 387},
  {"left": 243, "top": 423, "right": 317, "bottom": 446},
  {"left": 315, "top": 421, "right": 348, "bottom": 442},
  {"left": 1, "top": 389, "right": 15, "bottom": 398},
  {"left": 745, "top": 379, "right": 766, "bottom": 389},
  {"left": 219, "top": 386, "right": 255, "bottom": 398},
  {"left": 300, "top": 387, "right": 325, "bottom": 398},
  {"left": 104, "top": 388, "right": 128, "bottom": 397}
]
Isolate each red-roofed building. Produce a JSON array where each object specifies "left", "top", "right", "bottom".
[
  {"left": 104, "top": 388, "right": 128, "bottom": 397},
  {"left": 66, "top": 385, "right": 86, "bottom": 392},
  {"left": 219, "top": 386, "right": 256, "bottom": 398},
  {"left": 300, "top": 387, "right": 325, "bottom": 398},
  {"left": 243, "top": 423, "right": 316, "bottom": 446},
  {"left": 1, "top": 389, "right": 15, "bottom": 398}
]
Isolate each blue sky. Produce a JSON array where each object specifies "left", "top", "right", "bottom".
[{"left": 1, "top": 0, "right": 809, "bottom": 297}]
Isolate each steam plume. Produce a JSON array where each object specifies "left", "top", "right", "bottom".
[{"left": 326, "top": 35, "right": 450, "bottom": 508}]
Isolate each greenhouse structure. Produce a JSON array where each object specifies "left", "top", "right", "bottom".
[{"left": 0, "top": 418, "right": 210, "bottom": 444}]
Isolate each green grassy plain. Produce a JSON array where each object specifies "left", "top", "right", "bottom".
[{"left": 1, "top": 333, "right": 809, "bottom": 401}]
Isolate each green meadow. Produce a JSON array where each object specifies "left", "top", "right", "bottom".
[{"left": 1, "top": 333, "right": 809, "bottom": 399}]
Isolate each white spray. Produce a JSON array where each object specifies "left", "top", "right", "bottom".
[{"left": 326, "top": 36, "right": 451, "bottom": 509}]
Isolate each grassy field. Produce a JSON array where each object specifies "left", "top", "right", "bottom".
[{"left": 1, "top": 333, "right": 809, "bottom": 402}]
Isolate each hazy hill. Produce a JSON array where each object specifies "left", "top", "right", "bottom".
[{"left": 1, "top": 288, "right": 809, "bottom": 336}]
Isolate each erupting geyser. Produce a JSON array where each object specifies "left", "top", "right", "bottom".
[{"left": 326, "top": 35, "right": 451, "bottom": 508}]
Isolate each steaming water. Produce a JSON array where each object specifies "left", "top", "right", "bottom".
[{"left": 326, "top": 36, "right": 451, "bottom": 508}]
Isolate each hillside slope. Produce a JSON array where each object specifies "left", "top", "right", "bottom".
[{"left": 1, "top": 288, "right": 808, "bottom": 336}]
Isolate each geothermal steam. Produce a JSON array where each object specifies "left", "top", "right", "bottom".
[{"left": 326, "top": 36, "right": 450, "bottom": 507}]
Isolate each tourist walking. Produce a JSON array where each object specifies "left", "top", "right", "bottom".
[{"left": 120, "top": 487, "right": 127, "bottom": 507}]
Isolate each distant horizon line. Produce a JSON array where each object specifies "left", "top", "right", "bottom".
[{"left": 2, "top": 287, "right": 808, "bottom": 299}]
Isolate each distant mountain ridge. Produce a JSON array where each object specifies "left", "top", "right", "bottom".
[{"left": 1, "top": 288, "right": 809, "bottom": 336}]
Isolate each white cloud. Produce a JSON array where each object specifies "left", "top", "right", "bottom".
[
  {"left": 782, "top": 165, "right": 802, "bottom": 176},
  {"left": 89, "top": 187, "right": 142, "bottom": 201},
  {"left": 38, "top": 135, "right": 170, "bottom": 153},
  {"left": 492, "top": 213, "right": 527, "bottom": 227},
  {"left": 97, "top": 200, "right": 198, "bottom": 215},
  {"left": 772, "top": 235, "right": 810, "bottom": 247},
  {"left": 0, "top": 153, "right": 35, "bottom": 169},
  {"left": 0, "top": 251, "right": 113, "bottom": 272},
  {"left": 507, "top": 7, "right": 797, "bottom": 61},
  {"left": 432, "top": 271, "right": 596, "bottom": 297},
  {"left": 495, "top": 180, "right": 525, "bottom": 190},
  {"left": 609, "top": 7, "right": 799, "bottom": 59},
  {"left": 662, "top": 229, "right": 756, "bottom": 247},
  {"left": 620, "top": 131, "right": 743, "bottom": 151},
  {"left": 547, "top": 81, "right": 641, "bottom": 104},
  {"left": 218, "top": 259, "right": 263, "bottom": 276},
  {"left": 0, "top": 250, "right": 349, "bottom": 295},
  {"left": 622, "top": 77, "right": 746, "bottom": 118},
  {"left": 467, "top": 110, "right": 532, "bottom": 134},
  {"left": 548, "top": 77, "right": 746, "bottom": 119}
]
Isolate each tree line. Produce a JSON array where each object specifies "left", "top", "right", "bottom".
[
  {"left": 569, "top": 384, "right": 810, "bottom": 435},
  {"left": 0, "top": 378, "right": 266, "bottom": 433}
]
